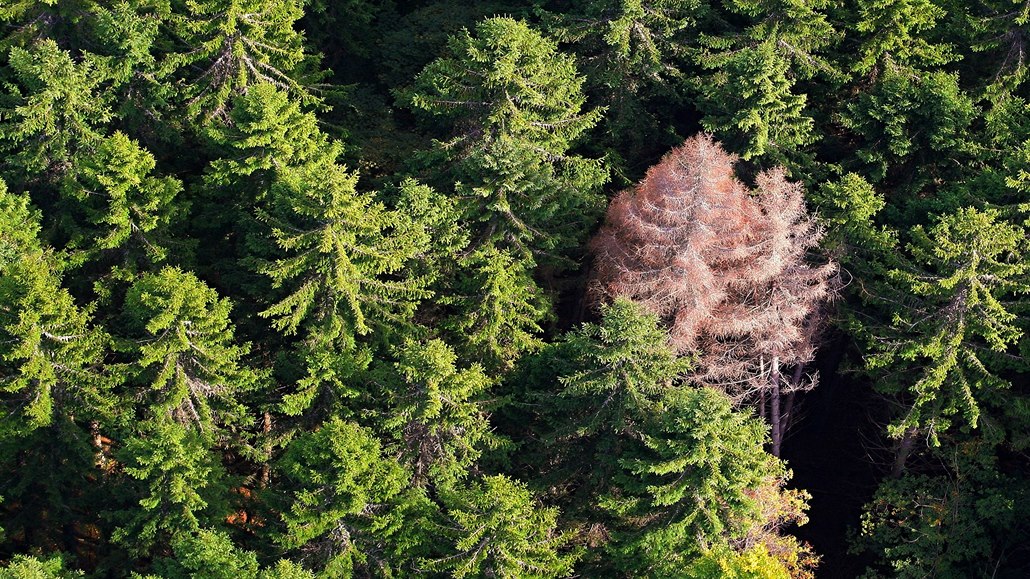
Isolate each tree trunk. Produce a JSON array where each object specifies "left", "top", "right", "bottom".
[
  {"left": 891, "top": 427, "right": 918, "bottom": 478},
  {"left": 781, "top": 364, "right": 804, "bottom": 433},
  {"left": 260, "top": 411, "right": 273, "bottom": 488},
  {"left": 91, "top": 420, "right": 107, "bottom": 469},
  {"left": 771, "top": 355, "right": 782, "bottom": 457},
  {"left": 759, "top": 357, "right": 767, "bottom": 420}
]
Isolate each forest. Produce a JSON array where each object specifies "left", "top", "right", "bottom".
[{"left": 1, "top": 0, "right": 1029, "bottom": 577}]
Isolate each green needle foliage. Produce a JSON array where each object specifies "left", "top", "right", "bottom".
[
  {"left": 0, "top": 183, "right": 109, "bottom": 437},
  {"left": 206, "top": 84, "right": 332, "bottom": 191},
  {"left": 3, "top": 0, "right": 1030, "bottom": 575},
  {"left": 122, "top": 267, "right": 257, "bottom": 430},
  {"left": 695, "top": 38, "right": 813, "bottom": 162},
  {"left": 445, "top": 246, "right": 551, "bottom": 371},
  {"left": 406, "top": 17, "right": 609, "bottom": 371},
  {"left": 0, "top": 40, "right": 111, "bottom": 180},
  {"left": 161, "top": 0, "right": 319, "bottom": 124},
  {"left": 851, "top": 0, "right": 954, "bottom": 75},
  {"left": 869, "top": 208, "right": 1027, "bottom": 444},
  {"left": 548, "top": 0, "right": 705, "bottom": 164},
  {"left": 258, "top": 158, "right": 436, "bottom": 416},
  {"left": 150, "top": 529, "right": 317, "bottom": 579},
  {"left": 554, "top": 298, "right": 688, "bottom": 439},
  {"left": 259, "top": 161, "right": 430, "bottom": 347},
  {"left": 385, "top": 338, "right": 496, "bottom": 486},
  {"left": 603, "top": 386, "right": 805, "bottom": 576},
  {"left": 407, "top": 17, "right": 607, "bottom": 261},
  {"left": 0, "top": 253, "right": 109, "bottom": 437},
  {"left": 113, "top": 420, "right": 229, "bottom": 555},
  {"left": 0, "top": 554, "right": 83, "bottom": 578},
  {"left": 693, "top": 0, "right": 837, "bottom": 162},
  {"left": 425, "top": 475, "right": 578, "bottom": 579},
  {"left": 61, "top": 132, "right": 183, "bottom": 264},
  {"left": 840, "top": 68, "right": 975, "bottom": 182},
  {"left": 0, "top": 179, "right": 42, "bottom": 265},
  {"left": 277, "top": 417, "right": 429, "bottom": 576}
]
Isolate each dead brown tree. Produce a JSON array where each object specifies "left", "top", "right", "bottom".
[{"left": 591, "top": 134, "right": 839, "bottom": 455}]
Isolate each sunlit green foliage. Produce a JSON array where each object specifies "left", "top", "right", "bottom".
[
  {"left": 4, "top": 0, "right": 1030, "bottom": 576},
  {"left": 868, "top": 208, "right": 1026, "bottom": 443}
]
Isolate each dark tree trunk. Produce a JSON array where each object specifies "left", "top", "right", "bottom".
[
  {"left": 260, "top": 411, "right": 273, "bottom": 488},
  {"left": 891, "top": 428, "right": 918, "bottom": 478}
]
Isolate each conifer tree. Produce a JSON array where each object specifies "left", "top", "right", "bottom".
[
  {"left": 867, "top": 208, "right": 1026, "bottom": 467},
  {"left": 551, "top": 298, "right": 687, "bottom": 445},
  {"left": 517, "top": 298, "right": 688, "bottom": 524},
  {"left": 445, "top": 246, "right": 551, "bottom": 371},
  {"left": 601, "top": 386, "right": 810, "bottom": 576},
  {"left": 259, "top": 161, "right": 435, "bottom": 416},
  {"left": 0, "top": 554, "right": 83, "bottom": 578},
  {"left": 851, "top": 0, "right": 954, "bottom": 75},
  {"left": 206, "top": 84, "right": 332, "bottom": 193},
  {"left": 0, "top": 40, "right": 111, "bottom": 180},
  {"left": 694, "top": 38, "right": 813, "bottom": 162},
  {"left": 151, "top": 529, "right": 318, "bottom": 579},
  {"left": 113, "top": 420, "right": 230, "bottom": 555},
  {"left": 693, "top": 0, "right": 837, "bottom": 161},
  {"left": 550, "top": 0, "right": 705, "bottom": 159},
  {"left": 0, "top": 179, "right": 41, "bottom": 266},
  {"left": 197, "top": 83, "right": 339, "bottom": 307},
  {"left": 277, "top": 418, "right": 430, "bottom": 576},
  {"left": 61, "top": 132, "right": 183, "bottom": 264},
  {"left": 520, "top": 300, "right": 810, "bottom": 575},
  {"left": 839, "top": 68, "right": 975, "bottom": 182},
  {"left": 0, "top": 183, "right": 109, "bottom": 438},
  {"left": 160, "top": 0, "right": 319, "bottom": 123},
  {"left": 424, "top": 475, "right": 578, "bottom": 578},
  {"left": 407, "top": 17, "right": 607, "bottom": 261},
  {"left": 204, "top": 85, "right": 448, "bottom": 416},
  {"left": 259, "top": 162, "right": 431, "bottom": 350},
  {"left": 384, "top": 338, "right": 496, "bottom": 486},
  {"left": 0, "top": 253, "right": 110, "bottom": 438},
  {"left": 122, "top": 267, "right": 256, "bottom": 430},
  {"left": 406, "top": 17, "right": 609, "bottom": 370},
  {"left": 591, "top": 134, "right": 754, "bottom": 350},
  {"left": 591, "top": 135, "right": 837, "bottom": 453}
]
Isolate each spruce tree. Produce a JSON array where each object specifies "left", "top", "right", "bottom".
[
  {"left": 259, "top": 161, "right": 434, "bottom": 416},
  {"left": 277, "top": 418, "right": 429, "bottom": 576},
  {"left": 384, "top": 338, "right": 496, "bottom": 487},
  {"left": 867, "top": 208, "right": 1026, "bottom": 455},
  {"left": 0, "top": 40, "right": 111, "bottom": 180},
  {"left": 121, "top": 267, "right": 257, "bottom": 430},
  {"left": 113, "top": 420, "right": 231, "bottom": 555},
  {"left": 160, "top": 0, "right": 319, "bottom": 123},
  {"left": 406, "top": 17, "right": 607, "bottom": 261},
  {"left": 0, "top": 183, "right": 109, "bottom": 438},
  {"left": 839, "top": 68, "right": 975, "bottom": 182},
  {"left": 549, "top": 0, "right": 705, "bottom": 161},
  {"left": 424, "top": 475, "right": 578, "bottom": 578},
  {"left": 61, "top": 131, "right": 183, "bottom": 264},
  {"left": 851, "top": 0, "right": 954, "bottom": 75},
  {"left": 693, "top": 0, "right": 838, "bottom": 161},
  {"left": 602, "top": 386, "right": 808, "bottom": 576},
  {"left": 406, "top": 17, "right": 609, "bottom": 370}
]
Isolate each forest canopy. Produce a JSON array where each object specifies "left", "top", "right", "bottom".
[{"left": 2, "top": 1, "right": 1030, "bottom": 577}]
